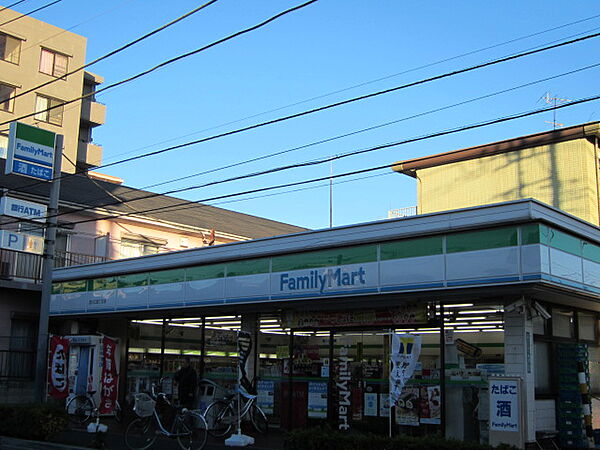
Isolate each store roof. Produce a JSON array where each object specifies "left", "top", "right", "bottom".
[
  {"left": 0, "top": 159, "right": 307, "bottom": 239},
  {"left": 392, "top": 121, "right": 600, "bottom": 177}
]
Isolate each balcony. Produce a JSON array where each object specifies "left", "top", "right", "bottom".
[
  {"left": 77, "top": 140, "right": 103, "bottom": 168},
  {"left": 80, "top": 99, "right": 106, "bottom": 127},
  {"left": 0, "top": 248, "right": 109, "bottom": 283}
]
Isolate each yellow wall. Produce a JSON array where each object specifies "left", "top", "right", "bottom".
[
  {"left": 0, "top": 9, "right": 87, "bottom": 173},
  {"left": 417, "top": 138, "right": 600, "bottom": 225}
]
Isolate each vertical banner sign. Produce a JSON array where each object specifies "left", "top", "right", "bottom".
[
  {"left": 6, "top": 122, "right": 56, "bottom": 181},
  {"left": 48, "top": 335, "right": 69, "bottom": 399},
  {"left": 489, "top": 379, "right": 519, "bottom": 431},
  {"left": 100, "top": 337, "right": 118, "bottom": 414},
  {"left": 389, "top": 333, "right": 421, "bottom": 406},
  {"left": 237, "top": 331, "right": 253, "bottom": 393}
]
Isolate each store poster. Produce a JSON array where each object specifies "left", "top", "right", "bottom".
[
  {"left": 48, "top": 335, "right": 69, "bottom": 399},
  {"left": 100, "top": 336, "right": 118, "bottom": 414},
  {"left": 364, "top": 392, "right": 378, "bottom": 417},
  {"left": 396, "top": 386, "right": 419, "bottom": 426},
  {"left": 390, "top": 333, "right": 421, "bottom": 406},
  {"left": 308, "top": 381, "right": 327, "bottom": 418},
  {"left": 419, "top": 385, "right": 441, "bottom": 424},
  {"left": 257, "top": 380, "right": 274, "bottom": 415},
  {"left": 379, "top": 393, "right": 390, "bottom": 417}
]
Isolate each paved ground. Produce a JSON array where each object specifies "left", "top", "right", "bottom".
[{"left": 0, "top": 419, "right": 285, "bottom": 450}]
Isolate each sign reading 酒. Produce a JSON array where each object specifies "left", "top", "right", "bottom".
[
  {"left": 489, "top": 379, "right": 519, "bottom": 432},
  {"left": 5, "top": 122, "right": 56, "bottom": 181},
  {"left": 0, "top": 195, "right": 47, "bottom": 221}
]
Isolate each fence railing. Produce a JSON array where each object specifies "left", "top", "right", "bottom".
[{"left": 0, "top": 248, "right": 110, "bottom": 283}]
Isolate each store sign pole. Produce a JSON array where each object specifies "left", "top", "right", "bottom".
[{"left": 33, "top": 134, "right": 63, "bottom": 403}]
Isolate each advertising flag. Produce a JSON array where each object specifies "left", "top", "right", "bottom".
[
  {"left": 389, "top": 333, "right": 421, "bottom": 406},
  {"left": 48, "top": 335, "right": 69, "bottom": 399},
  {"left": 100, "top": 336, "right": 118, "bottom": 414}
]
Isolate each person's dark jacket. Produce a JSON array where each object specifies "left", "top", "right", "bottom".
[{"left": 174, "top": 365, "right": 197, "bottom": 408}]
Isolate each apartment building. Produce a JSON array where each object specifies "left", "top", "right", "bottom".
[
  {"left": 0, "top": 7, "right": 105, "bottom": 173},
  {"left": 392, "top": 121, "right": 600, "bottom": 226}
]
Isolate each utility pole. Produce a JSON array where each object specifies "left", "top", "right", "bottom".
[
  {"left": 34, "top": 134, "right": 63, "bottom": 403},
  {"left": 329, "top": 160, "right": 333, "bottom": 228}
]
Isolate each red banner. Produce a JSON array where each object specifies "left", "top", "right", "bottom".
[
  {"left": 100, "top": 336, "right": 118, "bottom": 414},
  {"left": 48, "top": 335, "right": 69, "bottom": 399}
]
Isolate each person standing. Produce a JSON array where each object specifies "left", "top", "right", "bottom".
[{"left": 174, "top": 356, "right": 198, "bottom": 409}]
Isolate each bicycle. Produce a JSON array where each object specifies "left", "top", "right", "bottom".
[
  {"left": 65, "top": 390, "right": 122, "bottom": 426},
  {"left": 203, "top": 385, "right": 268, "bottom": 438},
  {"left": 124, "top": 385, "right": 208, "bottom": 450}
]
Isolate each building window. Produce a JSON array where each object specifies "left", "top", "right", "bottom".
[
  {"left": 552, "top": 308, "right": 575, "bottom": 338},
  {"left": 0, "top": 132, "right": 8, "bottom": 159},
  {"left": 0, "top": 83, "right": 15, "bottom": 112},
  {"left": 120, "top": 238, "right": 161, "bottom": 258},
  {"left": 0, "top": 33, "right": 21, "bottom": 64},
  {"left": 39, "top": 48, "right": 68, "bottom": 77},
  {"left": 34, "top": 94, "right": 64, "bottom": 125}
]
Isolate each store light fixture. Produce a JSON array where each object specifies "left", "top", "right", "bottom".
[
  {"left": 458, "top": 309, "right": 503, "bottom": 314},
  {"left": 436, "top": 303, "right": 474, "bottom": 308}
]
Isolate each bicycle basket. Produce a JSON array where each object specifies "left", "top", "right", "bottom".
[{"left": 133, "top": 393, "right": 156, "bottom": 418}]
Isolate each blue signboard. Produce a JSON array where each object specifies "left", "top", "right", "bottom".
[{"left": 11, "top": 159, "right": 52, "bottom": 180}]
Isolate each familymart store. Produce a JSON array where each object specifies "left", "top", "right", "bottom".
[{"left": 49, "top": 200, "right": 600, "bottom": 448}]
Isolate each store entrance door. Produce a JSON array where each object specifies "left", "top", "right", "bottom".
[{"left": 331, "top": 331, "right": 389, "bottom": 434}]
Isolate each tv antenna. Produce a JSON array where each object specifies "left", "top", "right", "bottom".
[{"left": 539, "top": 92, "right": 571, "bottom": 129}]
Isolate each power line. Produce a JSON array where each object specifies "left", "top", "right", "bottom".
[
  {"left": 79, "top": 29, "right": 600, "bottom": 172},
  {"left": 6, "top": 0, "right": 220, "bottom": 105},
  {"left": 8, "top": 91, "right": 600, "bottom": 231},
  {"left": 99, "top": 12, "right": 600, "bottom": 164},
  {"left": 4, "top": 60, "right": 600, "bottom": 224},
  {"left": 0, "top": 0, "right": 62, "bottom": 28},
  {"left": 8, "top": 22, "right": 599, "bottom": 202},
  {"left": 0, "top": 0, "right": 30, "bottom": 14},
  {"left": 141, "top": 61, "right": 600, "bottom": 191},
  {"left": 0, "top": 0, "right": 319, "bottom": 131}
]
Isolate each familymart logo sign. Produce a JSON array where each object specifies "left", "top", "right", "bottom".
[
  {"left": 279, "top": 266, "right": 368, "bottom": 294},
  {"left": 6, "top": 122, "right": 56, "bottom": 181}
]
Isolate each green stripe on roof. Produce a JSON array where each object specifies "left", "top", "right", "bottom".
[
  {"left": 272, "top": 245, "right": 376, "bottom": 272},
  {"left": 227, "top": 258, "right": 270, "bottom": 277},
  {"left": 149, "top": 269, "right": 185, "bottom": 285},
  {"left": 521, "top": 224, "right": 541, "bottom": 245},
  {"left": 446, "top": 227, "right": 518, "bottom": 253},
  {"left": 51, "top": 282, "right": 62, "bottom": 295},
  {"left": 381, "top": 236, "right": 443, "bottom": 260},
  {"left": 186, "top": 264, "right": 225, "bottom": 281},
  {"left": 118, "top": 273, "right": 148, "bottom": 288},
  {"left": 62, "top": 279, "right": 88, "bottom": 293},
  {"left": 92, "top": 277, "right": 117, "bottom": 291},
  {"left": 16, "top": 122, "right": 55, "bottom": 147},
  {"left": 583, "top": 242, "right": 600, "bottom": 264},
  {"left": 547, "top": 228, "right": 582, "bottom": 256}
]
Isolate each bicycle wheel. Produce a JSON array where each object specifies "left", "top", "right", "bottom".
[
  {"left": 249, "top": 403, "right": 268, "bottom": 434},
  {"left": 204, "top": 400, "right": 234, "bottom": 437},
  {"left": 124, "top": 417, "right": 157, "bottom": 450},
  {"left": 177, "top": 411, "right": 208, "bottom": 450},
  {"left": 66, "top": 395, "right": 94, "bottom": 425}
]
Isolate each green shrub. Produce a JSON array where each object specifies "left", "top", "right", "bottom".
[
  {"left": 0, "top": 403, "right": 68, "bottom": 441},
  {"left": 284, "top": 426, "right": 518, "bottom": 450}
]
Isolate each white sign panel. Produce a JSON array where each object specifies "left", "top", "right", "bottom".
[
  {"left": 0, "top": 196, "right": 47, "bottom": 221},
  {"left": 6, "top": 122, "right": 56, "bottom": 181},
  {"left": 489, "top": 379, "right": 519, "bottom": 432},
  {"left": 0, "top": 230, "right": 44, "bottom": 254}
]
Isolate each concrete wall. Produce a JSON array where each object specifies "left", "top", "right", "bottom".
[
  {"left": 0, "top": 9, "right": 88, "bottom": 173},
  {"left": 417, "top": 138, "right": 600, "bottom": 225}
]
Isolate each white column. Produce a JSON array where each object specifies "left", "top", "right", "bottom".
[{"left": 504, "top": 309, "right": 536, "bottom": 442}]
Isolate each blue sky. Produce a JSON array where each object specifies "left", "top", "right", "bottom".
[{"left": 23, "top": 0, "right": 600, "bottom": 230}]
